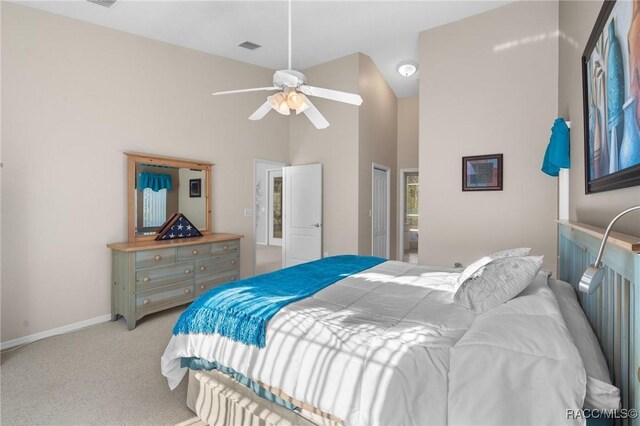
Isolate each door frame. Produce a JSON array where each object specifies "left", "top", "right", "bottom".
[
  {"left": 267, "top": 168, "right": 283, "bottom": 247},
  {"left": 253, "top": 158, "right": 287, "bottom": 276},
  {"left": 398, "top": 168, "right": 419, "bottom": 261},
  {"left": 371, "top": 163, "right": 391, "bottom": 259}
]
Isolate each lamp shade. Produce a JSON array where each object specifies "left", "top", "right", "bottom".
[
  {"left": 286, "top": 90, "right": 305, "bottom": 109},
  {"left": 268, "top": 92, "right": 290, "bottom": 116}
]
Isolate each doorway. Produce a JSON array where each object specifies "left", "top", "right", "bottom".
[
  {"left": 371, "top": 163, "right": 390, "bottom": 259},
  {"left": 398, "top": 169, "right": 419, "bottom": 263},
  {"left": 254, "top": 159, "right": 287, "bottom": 275}
]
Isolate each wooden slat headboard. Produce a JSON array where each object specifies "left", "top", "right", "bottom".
[{"left": 558, "top": 222, "right": 639, "bottom": 425}]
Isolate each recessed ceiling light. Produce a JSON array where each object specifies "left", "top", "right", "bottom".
[{"left": 397, "top": 61, "right": 418, "bottom": 77}]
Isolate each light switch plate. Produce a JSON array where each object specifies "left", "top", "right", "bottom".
[{"left": 243, "top": 208, "right": 253, "bottom": 217}]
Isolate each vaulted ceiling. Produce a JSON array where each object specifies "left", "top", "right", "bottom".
[{"left": 17, "top": 0, "right": 513, "bottom": 97}]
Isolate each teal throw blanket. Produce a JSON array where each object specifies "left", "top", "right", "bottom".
[{"left": 173, "top": 255, "right": 386, "bottom": 348}]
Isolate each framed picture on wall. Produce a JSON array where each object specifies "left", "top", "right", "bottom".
[
  {"left": 189, "top": 178, "right": 201, "bottom": 198},
  {"left": 582, "top": 0, "right": 640, "bottom": 193},
  {"left": 462, "top": 154, "right": 503, "bottom": 191}
]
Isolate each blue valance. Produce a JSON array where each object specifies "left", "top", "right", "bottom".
[
  {"left": 541, "top": 118, "right": 571, "bottom": 177},
  {"left": 138, "top": 172, "right": 172, "bottom": 192}
]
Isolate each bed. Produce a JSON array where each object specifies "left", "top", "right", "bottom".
[{"left": 162, "top": 225, "right": 638, "bottom": 426}]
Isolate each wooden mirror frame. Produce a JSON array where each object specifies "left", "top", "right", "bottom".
[{"left": 125, "top": 152, "right": 213, "bottom": 242}]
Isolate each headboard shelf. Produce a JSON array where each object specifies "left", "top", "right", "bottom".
[{"left": 556, "top": 220, "right": 640, "bottom": 253}]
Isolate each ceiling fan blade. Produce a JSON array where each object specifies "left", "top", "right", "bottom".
[
  {"left": 302, "top": 98, "right": 329, "bottom": 129},
  {"left": 212, "top": 87, "right": 278, "bottom": 96},
  {"left": 248, "top": 100, "right": 273, "bottom": 121},
  {"left": 299, "top": 85, "right": 363, "bottom": 106}
]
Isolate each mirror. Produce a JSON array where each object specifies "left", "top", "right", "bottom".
[{"left": 126, "top": 152, "right": 212, "bottom": 241}]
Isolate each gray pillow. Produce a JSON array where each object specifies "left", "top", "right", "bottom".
[
  {"left": 456, "top": 248, "right": 531, "bottom": 288},
  {"left": 454, "top": 255, "right": 543, "bottom": 314}
]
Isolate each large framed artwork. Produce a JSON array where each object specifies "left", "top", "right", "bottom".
[{"left": 582, "top": 0, "right": 640, "bottom": 193}]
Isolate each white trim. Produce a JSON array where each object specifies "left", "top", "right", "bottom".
[
  {"left": 0, "top": 314, "right": 112, "bottom": 350},
  {"left": 398, "top": 168, "right": 419, "bottom": 261},
  {"left": 371, "top": 163, "right": 391, "bottom": 259},
  {"left": 253, "top": 158, "right": 287, "bottom": 276}
]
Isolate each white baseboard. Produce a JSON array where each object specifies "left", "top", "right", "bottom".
[{"left": 1, "top": 313, "right": 112, "bottom": 350}]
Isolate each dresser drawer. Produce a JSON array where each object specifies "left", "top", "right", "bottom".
[
  {"left": 136, "top": 280, "right": 195, "bottom": 314},
  {"left": 177, "top": 244, "right": 211, "bottom": 262},
  {"left": 135, "top": 248, "right": 176, "bottom": 269},
  {"left": 196, "top": 271, "right": 239, "bottom": 296},
  {"left": 196, "top": 253, "right": 239, "bottom": 276},
  {"left": 211, "top": 240, "right": 239, "bottom": 256},
  {"left": 136, "top": 262, "right": 195, "bottom": 291}
]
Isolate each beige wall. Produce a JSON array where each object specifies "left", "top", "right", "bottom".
[
  {"left": 358, "top": 54, "right": 398, "bottom": 259},
  {"left": 558, "top": 1, "right": 640, "bottom": 237},
  {"left": 289, "top": 54, "right": 361, "bottom": 256},
  {"left": 1, "top": 3, "right": 290, "bottom": 341},
  {"left": 178, "top": 168, "right": 207, "bottom": 230},
  {"left": 397, "top": 96, "right": 419, "bottom": 171},
  {"left": 419, "top": 1, "right": 559, "bottom": 271}
]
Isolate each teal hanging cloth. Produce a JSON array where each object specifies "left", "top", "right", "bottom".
[
  {"left": 138, "top": 172, "right": 172, "bottom": 191},
  {"left": 541, "top": 118, "right": 570, "bottom": 176}
]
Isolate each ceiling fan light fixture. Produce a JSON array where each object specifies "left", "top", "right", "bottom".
[
  {"left": 296, "top": 100, "right": 310, "bottom": 114},
  {"left": 397, "top": 61, "right": 418, "bottom": 77},
  {"left": 286, "top": 90, "right": 305, "bottom": 109},
  {"left": 269, "top": 92, "right": 290, "bottom": 116}
]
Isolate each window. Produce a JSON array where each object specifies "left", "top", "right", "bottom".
[
  {"left": 405, "top": 173, "right": 419, "bottom": 231},
  {"left": 142, "top": 188, "right": 167, "bottom": 227}
]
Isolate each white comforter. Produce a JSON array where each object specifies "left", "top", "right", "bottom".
[{"left": 162, "top": 261, "right": 586, "bottom": 425}]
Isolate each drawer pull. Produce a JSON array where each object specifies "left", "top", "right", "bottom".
[
  {"left": 200, "top": 266, "right": 206, "bottom": 272},
  {"left": 223, "top": 245, "right": 229, "bottom": 251},
  {"left": 192, "top": 249, "right": 198, "bottom": 255},
  {"left": 231, "top": 260, "right": 236, "bottom": 265},
  {"left": 143, "top": 277, "right": 150, "bottom": 282},
  {"left": 143, "top": 299, "right": 150, "bottom": 305},
  {"left": 184, "top": 288, "right": 191, "bottom": 295},
  {"left": 154, "top": 255, "right": 161, "bottom": 261},
  {"left": 200, "top": 285, "right": 205, "bottom": 290},
  {"left": 231, "top": 276, "right": 236, "bottom": 281},
  {"left": 185, "top": 269, "right": 191, "bottom": 275}
]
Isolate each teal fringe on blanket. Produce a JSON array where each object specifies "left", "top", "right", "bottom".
[{"left": 173, "top": 255, "right": 386, "bottom": 348}]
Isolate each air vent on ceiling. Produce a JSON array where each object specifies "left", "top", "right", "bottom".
[
  {"left": 86, "top": 0, "right": 118, "bottom": 8},
  {"left": 238, "top": 41, "right": 261, "bottom": 51}
]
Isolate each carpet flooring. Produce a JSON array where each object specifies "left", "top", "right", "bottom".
[{"left": 1, "top": 306, "right": 199, "bottom": 425}]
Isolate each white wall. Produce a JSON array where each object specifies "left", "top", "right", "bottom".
[
  {"left": 397, "top": 96, "right": 419, "bottom": 171},
  {"left": 358, "top": 54, "right": 398, "bottom": 259},
  {"left": 1, "top": 3, "right": 290, "bottom": 342},
  {"left": 558, "top": 0, "right": 640, "bottom": 237},
  {"left": 178, "top": 168, "right": 207, "bottom": 230},
  {"left": 419, "top": 1, "right": 560, "bottom": 271},
  {"left": 289, "top": 54, "right": 362, "bottom": 257}
]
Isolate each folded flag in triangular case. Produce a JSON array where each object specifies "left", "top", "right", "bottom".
[{"left": 155, "top": 213, "right": 203, "bottom": 240}]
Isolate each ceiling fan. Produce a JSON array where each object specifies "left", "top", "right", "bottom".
[{"left": 211, "top": 0, "right": 363, "bottom": 129}]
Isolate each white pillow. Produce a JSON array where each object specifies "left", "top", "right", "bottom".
[
  {"left": 456, "top": 248, "right": 531, "bottom": 288},
  {"left": 548, "top": 278, "right": 621, "bottom": 410},
  {"left": 454, "top": 255, "right": 543, "bottom": 314}
]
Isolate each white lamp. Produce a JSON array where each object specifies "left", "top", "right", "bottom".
[{"left": 579, "top": 205, "right": 640, "bottom": 294}]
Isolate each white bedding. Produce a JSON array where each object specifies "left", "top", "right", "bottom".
[{"left": 162, "top": 261, "right": 586, "bottom": 426}]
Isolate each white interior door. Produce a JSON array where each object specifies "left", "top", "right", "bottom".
[
  {"left": 283, "top": 164, "right": 322, "bottom": 267},
  {"left": 372, "top": 164, "right": 390, "bottom": 258},
  {"left": 267, "top": 169, "right": 283, "bottom": 246}
]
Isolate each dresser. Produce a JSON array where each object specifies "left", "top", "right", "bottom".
[{"left": 107, "top": 233, "right": 242, "bottom": 330}]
